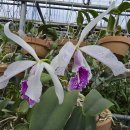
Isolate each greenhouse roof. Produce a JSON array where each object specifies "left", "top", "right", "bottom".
[{"left": 0, "top": 0, "right": 130, "bottom": 29}]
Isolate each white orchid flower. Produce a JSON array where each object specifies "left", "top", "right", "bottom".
[
  {"left": 0, "top": 22, "right": 64, "bottom": 107},
  {"left": 51, "top": 2, "right": 129, "bottom": 91}
]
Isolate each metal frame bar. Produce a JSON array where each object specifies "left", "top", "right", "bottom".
[
  {"left": 35, "top": 2, "right": 45, "bottom": 24},
  {"left": 18, "top": 1, "right": 26, "bottom": 37},
  {"left": 9, "top": 0, "right": 130, "bottom": 12},
  {"left": 1, "top": 2, "right": 130, "bottom": 16}
]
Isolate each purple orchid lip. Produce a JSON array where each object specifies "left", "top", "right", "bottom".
[
  {"left": 20, "top": 80, "right": 36, "bottom": 107},
  {"left": 68, "top": 66, "right": 89, "bottom": 91}
]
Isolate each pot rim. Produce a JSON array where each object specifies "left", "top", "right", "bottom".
[
  {"left": 24, "top": 36, "right": 51, "bottom": 48},
  {"left": 98, "top": 36, "right": 130, "bottom": 45}
]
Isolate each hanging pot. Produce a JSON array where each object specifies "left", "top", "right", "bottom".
[
  {"left": 98, "top": 36, "right": 130, "bottom": 58},
  {"left": 24, "top": 36, "right": 51, "bottom": 58},
  {"left": 96, "top": 109, "right": 112, "bottom": 130}
]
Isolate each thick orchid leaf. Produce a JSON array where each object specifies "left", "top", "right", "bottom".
[
  {"left": 117, "top": 2, "right": 130, "bottom": 14},
  {"left": 25, "top": 21, "right": 33, "bottom": 33},
  {"left": 41, "top": 73, "right": 51, "bottom": 83},
  {"left": 18, "top": 101, "right": 29, "bottom": 114},
  {"left": 30, "top": 87, "right": 78, "bottom": 130},
  {"left": 73, "top": 50, "right": 92, "bottom": 79},
  {"left": 64, "top": 107, "right": 86, "bottom": 130},
  {"left": 26, "top": 63, "right": 44, "bottom": 103},
  {"left": 51, "top": 42, "right": 75, "bottom": 76},
  {"left": 97, "top": 29, "right": 106, "bottom": 39},
  {"left": 43, "top": 62, "right": 64, "bottom": 104},
  {"left": 0, "top": 61, "right": 36, "bottom": 89},
  {"left": 87, "top": 9, "right": 98, "bottom": 18},
  {"left": 80, "top": 10, "right": 91, "bottom": 23},
  {"left": 64, "top": 107, "right": 96, "bottom": 130},
  {"left": 77, "top": 11, "right": 84, "bottom": 26},
  {"left": 83, "top": 89, "right": 113, "bottom": 116},
  {"left": 77, "top": 2, "right": 115, "bottom": 46},
  {"left": 4, "top": 22, "right": 39, "bottom": 61},
  {"left": 14, "top": 124, "right": 29, "bottom": 130},
  {"left": 0, "top": 99, "right": 10, "bottom": 111},
  {"left": 80, "top": 45, "right": 127, "bottom": 76},
  {"left": 107, "top": 14, "right": 115, "bottom": 33}
]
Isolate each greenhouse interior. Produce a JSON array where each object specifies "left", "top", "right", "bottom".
[{"left": 1, "top": 0, "right": 130, "bottom": 130}]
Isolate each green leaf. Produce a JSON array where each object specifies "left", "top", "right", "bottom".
[
  {"left": 127, "top": 19, "right": 130, "bottom": 34},
  {"left": 85, "top": 115, "right": 96, "bottom": 130},
  {"left": 120, "top": 90, "right": 127, "bottom": 101},
  {"left": 50, "top": 42, "right": 58, "bottom": 49},
  {"left": 18, "top": 100, "right": 29, "bottom": 114},
  {"left": 38, "top": 24, "right": 60, "bottom": 33},
  {"left": 68, "top": 26, "right": 74, "bottom": 34},
  {"left": 110, "top": 8, "right": 120, "bottom": 15},
  {"left": 38, "top": 24, "right": 59, "bottom": 41},
  {"left": 87, "top": 10, "right": 98, "bottom": 18},
  {"left": 115, "top": 25, "right": 122, "bottom": 35},
  {"left": 77, "top": 11, "right": 84, "bottom": 26},
  {"left": 64, "top": 107, "right": 86, "bottom": 130},
  {"left": 15, "top": 54, "right": 23, "bottom": 61},
  {"left": 83, "top": 89, "right": 113, "bottom": 116},
  {"left": 107, "top": 15, "right": 115, "bottom": 33},
  {"left": 102, "top": 17, "right": 108, "bottom": 22},
  {"left": 14, "top": 123, "right": 29, "bottom": 130},
  {"left": 64, "top": 107, "right": 96, "bottom": 130},
  {"left": 45, "top": 28, "right": 58, "bottom": 41},
  {"left": 98, "top": 29, "right": 106, "bottom": 39},
  {"left": 30, "top": 87, "right": 78, "bottom": 130},
  {"left": 0, "top": 99, "right": 9, "bottom": 111},
  {"left": 26, "top": 22, "right": 33, "bottom": 33},
  {"left": 81, "top": 10, "right": 91, "bottom": 23},
  {"left": 0, "top": 24, "right": 3, "bottom": 30},
  {"left": 41, "top": 73, "right": 51, "bottom": 83},
  {"left": 117, "top": 2, "right": 130, "bottom": 14}
]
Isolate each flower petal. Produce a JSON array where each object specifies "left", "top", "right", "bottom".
[
  {"left": 80, "top": 45, "right": 127, "bottom": 76},
  {"left": 77, "top": 2, "right": 115, "bottom": 45},
  {"left": 0, "top": 80, "right": 9, "bottom": 89},
  {"left": 0, "top": 60, "right": 36, "bottom": 89},
  {"left": 43, "top": 62, "right": 64, "bottom": 104},
  {"left": 78, "top": 66, "right": 89, "bottom": 87},
  {"left": 73, "top": 50, "right": 92, "bottom": 79},
  {"left": 69, "top": 67, "right": 89, "bottom": 91},
  {"left": 21, "top": 80, "right": 36, "bottom": 107},
  {"left": 69, "top": 75, "right": 81, "bottom": 91},
  {"left": 25, "top": 63, "right": 44, "bottom": 102},
  {"left": 51, "top": 41, "right": 75, "bottom": 75},
  {"left": 4, "top": 22, "right": 39, "bottom": 61}
]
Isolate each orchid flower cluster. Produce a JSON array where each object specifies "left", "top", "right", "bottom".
[
  {"left": 0, "top": 2, "right": 129, "bottom": 108},
  {"left": 51, "top": 2, "right": 129, "bottom": 91},
  {"left": 0, "top": 23, "right": 64, "bottom": 107}
]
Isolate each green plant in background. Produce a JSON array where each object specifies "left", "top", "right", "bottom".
[
  {"left": 68, "top": 9, "right": 99, "bottom": 39},
  {"left": 25, "top": 21, "right": 59, "bottom": 41},
  {"left": 0, "top": 23, "right": 24, "bottom": 64},
  {"left": 30, "top": 88, "right": 113, "bottom": 130},
  {"left": 68, "top": 8, "right": 108, "bottom": 41},
  {"left": 98, "top": 2, "right": 130, "bottom": 38},
  {"left": 88, "top": 53, "right": 130, "bottom": 115}
]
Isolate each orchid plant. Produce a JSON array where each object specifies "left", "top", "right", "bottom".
[
  {"left": 0, "top": 22, "right": 64, "bottom": 107},
  {"left": 51, "top": 2, "right": 129, "bottom": 92},
  {"left": 0, "top": 2, "right": 129, "bottom": 130}
]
